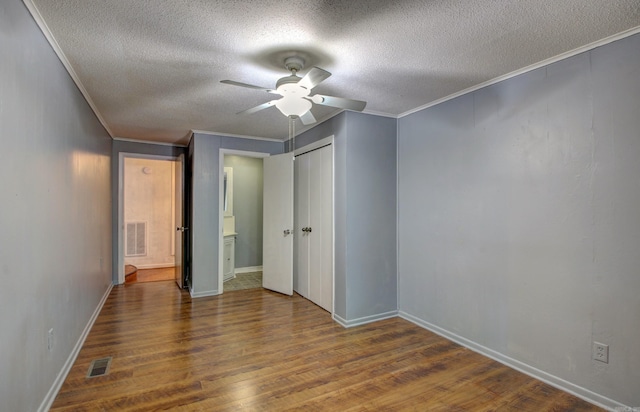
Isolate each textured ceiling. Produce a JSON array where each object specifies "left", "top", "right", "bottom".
[{"left": 27, "top": 0, "right": 640, "bottom": 145}]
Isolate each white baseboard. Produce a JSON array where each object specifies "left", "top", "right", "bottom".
[
  {"left": 38, "top": 284, "right": 113, "bottom": 412},
  {"left": 190, "top": 289, "right": 220, "bottom": 298},
  {"left": 333, "top": 310, "right": 398, "bottom": 328},
  {"left": 398, "top": 311, "right": 625, "bottom": 411},
  {"left": 234, "top": 266, "right": 262, "bottom": 274},
  {"left": 129, "top": 263, "right": 175, "bottom": 270}
]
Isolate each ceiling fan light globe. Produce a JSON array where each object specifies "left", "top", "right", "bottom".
[{"left": 275, "top": 96, "right": 312, "bottom": 117}]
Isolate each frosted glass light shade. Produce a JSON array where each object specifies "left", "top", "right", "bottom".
[{"left": 275, "top": 96, "right": 312, "bottom": 117}]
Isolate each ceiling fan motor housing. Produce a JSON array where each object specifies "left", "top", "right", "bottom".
[
  {"left": 276, "top": 75, "right": 304, "bottom": 91},
  {"left": 284, "top": 56, "right": 305, "bottom": 73},
  {"left": 277, "top": 56, "right": 310, "bottom": 93}
]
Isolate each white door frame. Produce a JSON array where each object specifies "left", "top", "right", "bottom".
[
  {"left": 218, "top": 149, "right": 270, "bottom": 294},
  {"left": 116, "top": 152, "right": 181, "bottom": 285}
]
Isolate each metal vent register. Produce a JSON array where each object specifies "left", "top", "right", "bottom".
[
  {"left": 126, "top": 221, "right": 147, "bottom": 256},
  {"left": 87, "top": 357, "right": 112, "bottom": 378}
]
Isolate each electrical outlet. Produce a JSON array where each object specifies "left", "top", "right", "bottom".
[
  {"left": 593, "top": 342, "right": 609, "bottom": 363},
  {"left": 48, "top": 328, "right": 54, "bottom": 352}
]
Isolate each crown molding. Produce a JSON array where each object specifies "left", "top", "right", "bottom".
[
  {"left": 191, "top": 129, "right": 284, "bottom": 142},
  {"left": 399, "top": 25, "right": 640, "bottom": 118},
  {"left": 111, "top": 136, "right": 188, "bottom": 148}
]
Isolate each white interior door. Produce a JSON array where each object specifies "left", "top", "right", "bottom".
[
  {"left": 174, "top": 154, "right": 184, "bottom": 288},
  {"left": 307, "top": 146, "right": 333, "bottom": 312},
  {"left": 263, "top": 152, "right": 294, "bottom": 295},
  {"left": 294, "top": 153, "right": 310, "bottom": 297}
]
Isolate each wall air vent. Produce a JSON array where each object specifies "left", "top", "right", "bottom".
[{"left": 125, "top": 221, "right": 147, "bottom": 256}]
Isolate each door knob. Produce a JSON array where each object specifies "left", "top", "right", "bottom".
[
  {"left": 176, "top": 226, "right": 189, "bottom": 232},
  {"left": 283, "top": 229, "right": 292, "bottom": 236}
]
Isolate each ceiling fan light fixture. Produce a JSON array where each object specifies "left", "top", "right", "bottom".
[
  {"left": 275, "top": 96, "right": 312, "bottom": 117},
  {"left": 222, "top": 56, "right": 366, "bottom": 123}
]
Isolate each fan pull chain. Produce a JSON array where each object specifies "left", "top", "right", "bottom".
[{"left": 289, "top": 115, "right": 296, "bottom": 153}]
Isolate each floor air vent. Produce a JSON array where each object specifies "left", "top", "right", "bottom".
[{"left": 87, "top": 357, "right": 112, "bottom": 378}]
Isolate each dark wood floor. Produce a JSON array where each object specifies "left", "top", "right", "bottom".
[
  {"left": 134, "top": 266, "right": 175, "bottom": 283},
  {"left": 51, "top": 282, "right": 601, "bottom": 411}
]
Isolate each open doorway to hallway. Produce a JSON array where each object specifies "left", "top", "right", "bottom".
[{"left": 121, "top": 156, "right": 179, "bottom": 284}]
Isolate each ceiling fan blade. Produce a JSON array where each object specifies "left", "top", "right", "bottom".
[
  {"left": 220, "top": 80, "right": 278, "bottom": 94},
  {"left": 237, "top": 100, "right": 278, "bottom": 115},
  {"left": 297, "top": 67, "right": 331, "bottom": 90},
  {"left": 312, "top": 94, "right": 367, "bottom": 112},
  {"left": 299, "top": 111, "right": 317, "bottom": 125}
]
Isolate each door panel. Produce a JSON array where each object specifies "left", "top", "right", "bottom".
[
  {"left": 308, "top": 146, "right": 333, "bottom": 311},
  {"left": 174, "top": 154, "right": 184, "bottom": 288},
  {"left": 263, "top": 152, "right": 294, "bottom": 296},
  {"left": 308, "top": 151, "right": 322, "bottom": 305},
  {"left": 294, "top": 154, "right": 310, "bottom": 297}
]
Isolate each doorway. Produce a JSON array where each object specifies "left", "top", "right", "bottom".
[
  {"left": 117, "top": 153, "right": 185, "bottom": 286},
  {"left": 218, "top": 150, "right": 269, "bottom": 293}
]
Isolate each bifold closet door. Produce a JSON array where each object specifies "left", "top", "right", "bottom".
[
  {"left": 308, "top": 145, "right": 332, "bottom": 312},
  {"left": 294, "top": 153, "right": 310, "bottom": 298},
  {"left": 294, "top": 144, "right": 333, "bottom": 312}
]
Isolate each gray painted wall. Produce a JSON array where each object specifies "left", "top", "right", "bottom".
[
  {"left": 224, "top": 155, "right": 264, "bottom": 268},
  {"left": 295, "top": 112, "right": 398, "bottom": 322},
  {"left": 190, "top": 134, "right": 282, "bottom": 295},
  {"left": 0, "top": 2, "right": 112, "bottom": 411},
  {"left": 398, "top": 33, "right": 640, "bottom": 406},
  {"left": 345, "top": 112, "right": 398, "bottom": 320},
  {"left": 111, "top": 140, "right": 186, "bottom": 283}
]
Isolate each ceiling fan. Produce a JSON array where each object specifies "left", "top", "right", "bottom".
[{"left": 221, "top": 56, "right": 366, "bottom": 125}]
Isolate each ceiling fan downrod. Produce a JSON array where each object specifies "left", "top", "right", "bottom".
[{"left": 288, "top": 115, "right": 296, "bottom": 153}]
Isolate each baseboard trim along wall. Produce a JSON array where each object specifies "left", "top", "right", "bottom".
[
  {"left": 234, "top": 266, "right": 263, "bottom": 274},
  {"left": 190, "top": 289, "right": 219, "bottom": 298},
  {"left": 333, "top": 310, "right": 398, "bottom": 328},
  {"left": 38, "top": 284, "right": 113, "bottom": 412},
  {"left": 398, "top": 311, "right": 626, "bottom": 411},
  {"left": 133, "top": 263, "right": 176, "bottom": 270}
]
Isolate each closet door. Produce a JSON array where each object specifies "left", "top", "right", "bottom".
[
  {"left": 294, "top": 144, "right": 333, "bottom": 312},
  {"left": 294, "top": 154, "right": 310, "bottom": 298},
  {"left": 308, "top": 145, "right": 333, "bottom": 312}
]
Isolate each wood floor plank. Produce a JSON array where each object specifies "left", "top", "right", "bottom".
[{"left": 51, "top": 282, "right": 603, "bottom": 411}]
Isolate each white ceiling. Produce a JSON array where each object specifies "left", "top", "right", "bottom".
[{"left": 26, "top": 0, "right": 640, "bottom": 146}]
